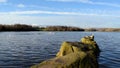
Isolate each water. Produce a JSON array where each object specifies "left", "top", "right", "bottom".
[{"left": 0, "top": 32, "right": 119, "bottom": 68}]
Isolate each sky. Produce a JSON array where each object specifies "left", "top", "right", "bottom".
[{"left": 0, "top": 0, "right": 120, "bottom": 28}]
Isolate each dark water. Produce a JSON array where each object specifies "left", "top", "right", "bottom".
[{"left": 0, "top": 32, "right": 119, "bottom": 68}]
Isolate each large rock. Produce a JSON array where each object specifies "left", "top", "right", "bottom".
[
  {"left": 56, "top": 41, "right": 100, "bottom": 57},
  {"left": 31, "top": 35, "right": 100, "bottom": 68},
  {"left": 31, "top": 51, "right": 98, "bottom": 68}
]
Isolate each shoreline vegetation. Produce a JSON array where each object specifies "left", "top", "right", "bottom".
[{"left": 0, "top": 24, "right": 120, "bottom": 32}]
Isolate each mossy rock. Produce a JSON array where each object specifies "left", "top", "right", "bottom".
[
  {"left": 56, "top": 41, "right": 100, "bottom": 57},
  {"left": 56, "top": 41, "right": 82, "bottom": 57},
  {"left": 31, "top": 35, "right": 100, "bottom": 68},
  {"left": 80, "top": 35, "right": 100, "bottom": 56},
  {"left": 31, "top": 52, "right": 98, "bottom": 68},
  {"left": 81, "top": 36, "right": 96, "bottom": 45}
]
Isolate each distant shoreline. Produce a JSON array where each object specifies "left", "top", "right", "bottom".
[{"left": 0, "top": 24, "right": 120, "bottom": 32}]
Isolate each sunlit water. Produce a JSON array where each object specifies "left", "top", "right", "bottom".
[{"left": 0, "top": 32, "right": 119, "bottom": 68}]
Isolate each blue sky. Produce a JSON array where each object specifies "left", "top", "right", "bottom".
[{"left": 0, "top": 0, "right": 120, "bottom": 28}]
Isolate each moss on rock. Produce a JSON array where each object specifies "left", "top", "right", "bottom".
[
  {"left": 31, "top": 35, "right": 100, "bottom": 68},
  {"left": 80, "top": 35, "right": 100, "bottom": 56},
  {"left": 31, "top": 52, "right": 98, "bottom": 68},
  {"left": 31, "top": 52, "right": 84, "bottom": 68}
]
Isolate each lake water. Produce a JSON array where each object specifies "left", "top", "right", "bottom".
[{"left": 0, "top": 32, "right": 119, "bottom": 68}]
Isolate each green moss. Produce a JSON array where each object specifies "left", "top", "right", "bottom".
[
  {"left": 81, "top": 37, "right": 96, "bottom": 45},
  {"left": 31, "top": 51, "right": 98, "bottom": 68},
  {"left": 31, "top": 35, "right": 100, "bottom": 68},
  {"left": 56, "top": 41, "right": 74, "bottom": 56},
  {"left": 31, "top": 52, "right": 87, "bottom": 68},
  {"left": 57, "top": 40, "right": 100, "bottom": 57}
]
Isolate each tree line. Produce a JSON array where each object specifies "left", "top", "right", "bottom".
[
  {"left": 0, "top": 24, "right": 119, "bottom": 32},
  {"left": 0, "top": 24, "right": 39, "bottom": 31},
  {"left": 0, "top": 24, "right": 85, "bottom": 31},
  {"left": 42, "top": 26, "right": 120, "bottom": 32},
  {"left": 43, "top": 26, "right": 84, "bottom": 31}
]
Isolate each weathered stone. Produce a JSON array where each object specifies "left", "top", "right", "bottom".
[
  {"left": 31, "top": 35, "right": 100, "bottom": 68},
  {"left": 80, "top": 35, "right": 100, "bottom": 57},
  {"left": 31, "top": 51, "right": 98, "bottom": 68}
]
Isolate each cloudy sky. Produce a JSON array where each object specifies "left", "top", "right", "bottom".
[{"left": 0, "top": 0, "right": 120, "bottom": 28}]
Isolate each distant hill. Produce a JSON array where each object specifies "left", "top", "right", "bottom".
[
  {"left": 84, "top": 28, "right": 120, "bottom": 32},
  {"left": 0, "top": 24, "right": 119, "bottom": 32}
]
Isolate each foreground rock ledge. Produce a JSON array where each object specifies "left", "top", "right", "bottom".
[{"left": 31, "top": 35, "right": 100, "bottom": 68}]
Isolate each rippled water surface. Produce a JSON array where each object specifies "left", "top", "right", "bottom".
[{"left": 0, "top": 32, "right": 119, "bottom": 68}]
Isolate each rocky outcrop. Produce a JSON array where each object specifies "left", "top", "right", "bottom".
[{"left": 31, "top": 35, "right": 100, "bottom": 68}]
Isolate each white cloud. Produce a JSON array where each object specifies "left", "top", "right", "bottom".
[
  {"left": 1, "top": 10, "right": 120, "bottom": 17},
  {"left": 8, "top": 10, "right": 92, "bottom": 15},
  {"left": 0, "top": 10, "right": 116, "bottom": 17},
  {"left": 0, "top": 10, "right": 120, "bottom": 17},
  {"left": 0, "top": 0, "right": 7, "bottom": 3},
  {"left": 47, "top": 0, "right": 90, "bottom": 2},
  {"left": 0, "top": 14, "right": 120, "bottom": 28},
  {"left": 88, "top": 1, "right": 120, "bottom": 7},
  {"left": 17, "top": 4, "right": 25, "bottom": 8},
  {"left": 47, "top": 0, "right": 120, "bottom": 7}
]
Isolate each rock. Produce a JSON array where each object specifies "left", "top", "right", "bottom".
[
  {"left": 31, "top": 52, "right": 85, "bottom": 68},
  {"left": 56, "top": 41, "right": 82, "bottom": 57},
  {"left": 31, "top": 35, "right": 100, "bottom": 68},
  {"left": 80, "top": 35, "right": 100, "bottom": 57},
  {"left": 31, "top": 51, "right": 98, "bottom": 68}
]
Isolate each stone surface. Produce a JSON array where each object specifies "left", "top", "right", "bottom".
[{"left": 31, "top": 35, "right": 100, "bottom": 68}]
